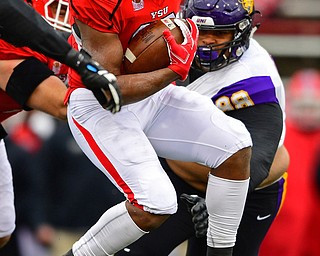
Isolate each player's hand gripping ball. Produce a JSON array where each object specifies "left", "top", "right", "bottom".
[{"left": 123, "top": 18, "right": 197, "bottom": 80}]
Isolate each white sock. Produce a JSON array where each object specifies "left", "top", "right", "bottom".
[
  {"left": 206, "top": 174, "right": 249, "bottom": 248},
  {"left": 72, "top": 201, "right": 148, "bottom": 256}
]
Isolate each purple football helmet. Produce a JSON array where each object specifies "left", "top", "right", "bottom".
[{"left": 182, "top": 0, "right": 259, "bottom": 71}]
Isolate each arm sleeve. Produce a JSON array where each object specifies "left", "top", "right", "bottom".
[
  {"left": 226, "top": 103, "right": 283, "bottom": 192},
  {"left": 0, "top": 0, "right": 72, "bottom": 64}
]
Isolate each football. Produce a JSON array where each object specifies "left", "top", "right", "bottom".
[{"left": 123, "top": 18, "right": 188, "bottom": 74}]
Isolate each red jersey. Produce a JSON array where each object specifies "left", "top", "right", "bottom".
[
  {"left": 66, "top": 0, "right": 181, "bottom": 101},
  {"left": 0, "top": 39, "right": 68, "bottom": 122}
]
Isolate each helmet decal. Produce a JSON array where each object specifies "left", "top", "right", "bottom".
[
  {"left": 239, "top": 0, "right": 254, "bottom": 15},
  {"left": 191, "top": 16, "right": 215, "bottom": 27}
]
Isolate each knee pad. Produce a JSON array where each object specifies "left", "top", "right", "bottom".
[{"left": 140, "top": 178, "right": 178, "bottom": 215}]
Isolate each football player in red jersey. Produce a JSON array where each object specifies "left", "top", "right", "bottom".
[
  {"left": 64, "top": 1, "right": 252, "bottom": 256},
  {"left": 0, "top": 0, "right": 121, "bottom": 249}
]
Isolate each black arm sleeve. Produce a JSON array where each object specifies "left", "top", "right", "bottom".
[
  {"left": 226, "top": 103, "right": 283, "bottom": 192},
  {"left": 0, "top": 0, "right": 72, "bottom": 64}
]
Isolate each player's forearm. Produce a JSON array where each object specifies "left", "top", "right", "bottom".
[{"left": 117, "top": 68, "right": 179, "bottom": 105}]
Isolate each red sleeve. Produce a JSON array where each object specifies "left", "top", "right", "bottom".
[
  {"left": 0, "top": 39, "right": 48, "bottom": 63},
  {"left": 70, "top": 0, "right": 121, "bottom": 33}
]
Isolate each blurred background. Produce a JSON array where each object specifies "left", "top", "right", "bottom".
[
  {"left": 1, "top": 0, "right": 320, "bottom": 256},
  {"left": 255, "top": 1, "right": 320, "bottom": 255},
  {"left": 254, "top": 0, "right": 320, "bottom": 81}
]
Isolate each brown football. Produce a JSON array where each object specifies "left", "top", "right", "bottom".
[{"left": 123, "top": 18, "right": 188, "bottom": 74}]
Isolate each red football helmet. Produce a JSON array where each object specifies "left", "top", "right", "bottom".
[{"left": 32, "top": 0, "right": 71, "bottom": 33}]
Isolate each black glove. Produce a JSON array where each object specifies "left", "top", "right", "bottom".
[
  {"left": 65, "top": 48, "right": 122, "bottom": 113},
  {"left": 180, "top": 193, "right": 208, "bottom": 238}
]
